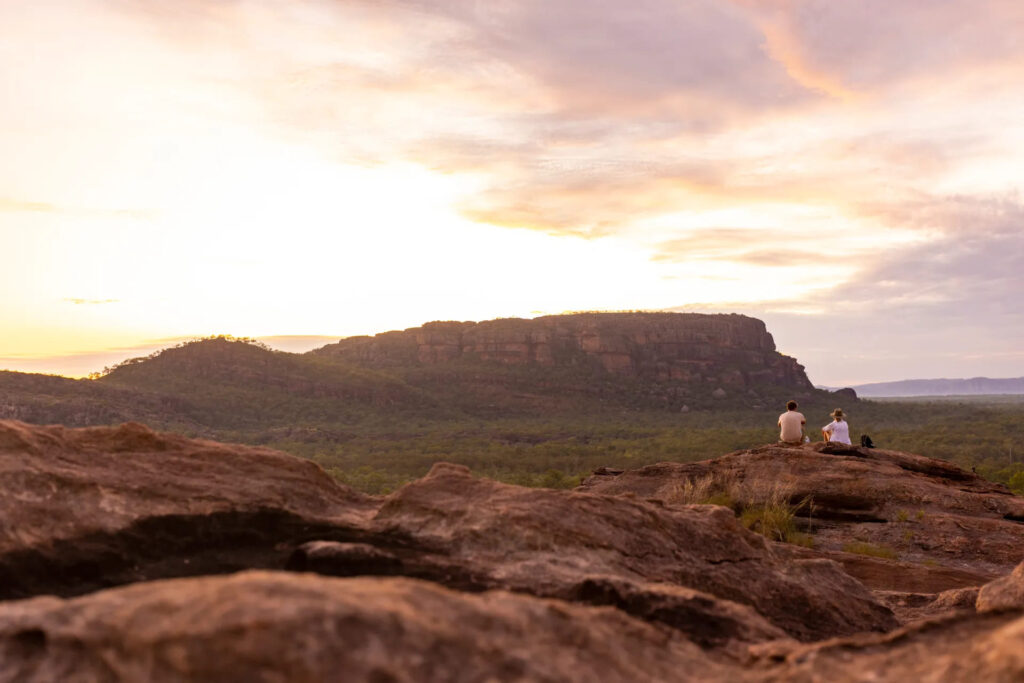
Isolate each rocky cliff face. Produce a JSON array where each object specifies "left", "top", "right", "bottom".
[{"left": 316, "top": 312, "right": 812, "bottom": 389}]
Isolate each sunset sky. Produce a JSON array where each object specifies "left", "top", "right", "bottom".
[{"left": 2, "top": 1, "right": 1022, "bottom": 386}]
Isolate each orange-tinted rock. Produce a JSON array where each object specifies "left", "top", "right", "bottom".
[
  {"left": 977, "top": 561, "right": 1024, "bottom": 612},
  {"left": 316, "top": 312, "right": 813, "bottom": 388},
  {"left": 875, "top": 586, "right": 980, "bottom": 624},
  {"left": 327, "top": 462, "right": 897, "bottom": 641},
  {"left": 1, "top": 571, "right": 1020, "bottom": 683},
  {"left": 0, "top": 420, "right": 375, "bottom": 599},
  {"left": 0, "top": 571, "right": 733, "bottom": 683},
  {"left": 580, "top": 444, "right": 1024, "bottom": 586},
  {"left": 0, "top": 421, "right": 892, "bottom": 644},
  {"left": 756, "top": 610, "right": 1024, "bottom": 682}
]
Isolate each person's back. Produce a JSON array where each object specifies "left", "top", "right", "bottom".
[
  {"left": 778, "top": 401, "right": 805, "bottom": 444},
  {"left": 822, "top": 408, "right": 852, "bottom": 445}
]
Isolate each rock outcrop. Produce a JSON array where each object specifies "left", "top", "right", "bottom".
[
  {"left": 874, "top": 586, "right": 981, "bottom": 624},
  {"left": 0, "top": 420, "right": 891, "bottom": 645},
  {"left": 316, "top": 312, "right": 813, "bottom": 389},
  {"left": 1, "top": 572, "right": 1022, "bottom": 683},
  {"left": 754, "top": 609, "right": 1024, "bottom": 682},
  {"left": 0, "top": 571, "right": 733, "bottom": 683},
  {"left": 6, "top": 419, "right": 1024, "bottom": 680},
  {"left": 580, "top": 442, "right": 1024, "bottom": 590},
  {"left": 0, "top": 420, "right": 376, "bottom": 599},
  {"left": 291, "top": 462, "right": 895, "bottom": 642},
  {"left": 977, "top": 560, "right": 1024, "bottom": 612}
]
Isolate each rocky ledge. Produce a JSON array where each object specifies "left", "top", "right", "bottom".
[
  {"left": 315, "top": 312, "right": 813, "bottom": 388},
  {"left": 1, "top": 419, "right": 1022, "bottom": 681}
]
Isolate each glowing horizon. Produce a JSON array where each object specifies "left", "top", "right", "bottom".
[{"left": 2, "top": 1, "right": 1023, "bottom": 385}]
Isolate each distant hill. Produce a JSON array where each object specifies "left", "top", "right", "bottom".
[
  {"left": 314, "top": 311, "right": 813, "bottom": 391},
  {"left": 1, "top": 313, "right": 836, "bottom": 434},
  {"left": 847, "top": 377, "right": 1024, "bottom": 398},
  {"left": 6, "top": 314, "right": 1023, "bottom": 496}
]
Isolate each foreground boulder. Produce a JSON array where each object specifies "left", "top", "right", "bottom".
[
  {"left": 293, "top": 462, "right": 896, "bottom": 641},
  {"left": 580, "top": 443, "right": 1024, "bottom": 592},
  {"left": 874, "top": 586, "right": 981, "bottom": 624},
  {"left": 0, "top": 420, "right": 376, "bottom": 599},
  {"left": 755, "top": 609, "right": 1024, "bottom": 682},
  {"left": 977, "top": 561, "right": 1024, "bottom": 612},
  {"left": 0, "top": 571, "right": 731, "bottom": 683},
  {"left": 1, "top": 571, "right": 1021, "bottom": 683},
  {"left": 0, "top": 420, "right": 893, "bottom": 644}
]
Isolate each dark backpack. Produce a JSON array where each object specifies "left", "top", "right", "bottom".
[{"left": 860, "top": 434, "right": 875, "bottom": 449}]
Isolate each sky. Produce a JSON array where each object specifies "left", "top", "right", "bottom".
[{"left": 1, "top": 0, "right": 1022, "bottom": 386}]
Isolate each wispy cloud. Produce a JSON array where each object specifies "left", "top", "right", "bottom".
[
  {"left": 0, "top": 197, "right": 156, "bottom": 220},
  {"left": 64, "top": 298, "right": 119, "bottom": 306},
  {"left": 3, "top": 0, "right": 1023, "bottom": 383}
]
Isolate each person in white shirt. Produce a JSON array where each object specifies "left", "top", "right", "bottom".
[
  {"left": 778, "top": 400, "right": 806, "bottom": 444},
  {"left": 822, "top": 408, "right": 852, "bottom": 445}
]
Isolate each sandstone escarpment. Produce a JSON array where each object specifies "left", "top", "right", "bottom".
[{"left": 316, "top": 312, "right": 813, "bottom": 389}]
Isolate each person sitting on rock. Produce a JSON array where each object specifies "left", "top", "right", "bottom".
[
  {"left": 822, "top": 408, "right": 852, "bottom": 445},
  {"left": 778, "top": 400, "right": 806, "bottom": 445}
]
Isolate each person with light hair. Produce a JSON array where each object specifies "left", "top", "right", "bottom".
[{"left": 822, "top": 408, "right": 852, "bottom": 445}]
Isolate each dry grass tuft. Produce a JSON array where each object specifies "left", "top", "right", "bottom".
[{"left": 666, "top": 472, "right": 815, "bottom": 545}]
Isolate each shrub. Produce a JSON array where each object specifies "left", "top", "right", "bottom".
[
  {"left": 1009, "top": 471, "right": 1024, "bottom": 496},
  {"left": 668, "top": 473, "right": 815, "bottom": 545},
  {"left": 739, "top": 497, "right": 813, "bottom": 544},
  {"left": 666, "top": 472, "right": 738, "bottom": 508},
  {"left": 537, "top": 469, "right": 581, "bottom": 490}
]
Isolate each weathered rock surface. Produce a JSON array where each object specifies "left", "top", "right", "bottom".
[
  {"left": 6, "top": 420, "right": 1024, "bottom": 680},
  {"left": 315, "top": 312, "right": 813, "bottom": 388},
  {"left": 977, "top": 560, "right": 1024, "bottom": 612},
  {"left": 580, "top": 442, "right": 1024, "bottom": 589},
  {"left": 292, "top": 462, "right": 896, "bottom": 641},
  {"left": 0, "top": 571, "right": 732, "bottom": 683},
  {"left": 875, "top": 586, "right": 980, "bottom": 624},
  {"left": 777, "top": 545, "right": 991, "bottom": 593},
  {"left": 0, "top": 420, "right": 376, "bottom": 599},
  {"left": 754, "top": 609, "right": 1024, "bottom": 682},
  {"left": 0, "top": 420, "right": 892, "bottom": 646},
  {"left": 1, "top": 572, "right": 1022, "bottom": 683}
]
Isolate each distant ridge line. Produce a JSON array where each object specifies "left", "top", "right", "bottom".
[{"left": 828, "top": 376, "right": 1024, "bottom": 397}]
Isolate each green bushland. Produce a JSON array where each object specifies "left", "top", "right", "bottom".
[
  {"left": 251, "top": 398, "right": 1024, "bottom": 495},
  {"left": 3, "top": 338, "right": 1024, "bottom": 496}
]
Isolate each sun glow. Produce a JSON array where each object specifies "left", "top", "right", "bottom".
[{"left": 3, "top": 0, "right": 1023, "bottom": 383}]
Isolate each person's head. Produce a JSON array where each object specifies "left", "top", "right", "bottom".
[
  {"left": 786, "top": 400, "right": 798, "bottom": 411},
  {"left": 831, "top": 408, "right": 845, "bottom": 421}
]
